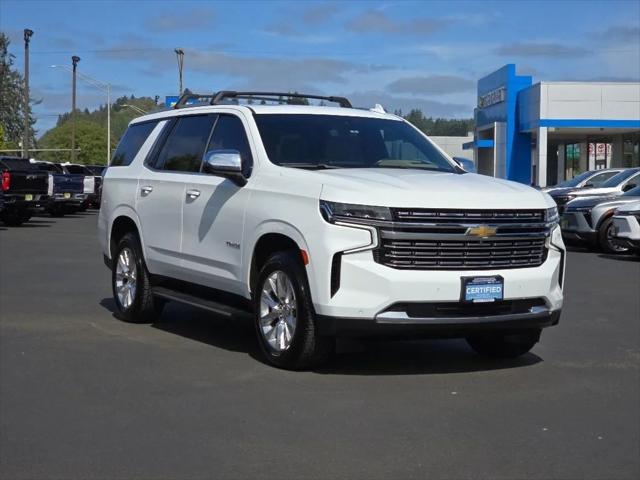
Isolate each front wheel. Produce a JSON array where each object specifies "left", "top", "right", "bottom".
[
  {"left": 254, "top": 251, "right": 333, "bottom": 370},
  {"left": 112, "top": 232, "right": 162, "bottom": 323},
  {"left": 466, "top": 329, "right": 541, "bottom": 358},
  {"left": 598, "top": 217, "right": 629, "bottom": 254}
]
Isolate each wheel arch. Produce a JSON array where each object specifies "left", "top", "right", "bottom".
[
  {"left": 247, "top": 224, "right": 311, "bottom": 296},
  {"left": 109, "top": 208, "right": 144, "bottom": 260}
]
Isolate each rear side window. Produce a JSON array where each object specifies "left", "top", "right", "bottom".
[
  {"left": 155, "top": 115, "right": 216, "bottom": 172},
  {"left": 65, "top": 165, "right": 92, "bottom": 174},
  {"left": 207, "top": 115, "right": 253, "bottom": 176},
  {"left": 111, "top": 121, "right": 159, "bottom": 167}
]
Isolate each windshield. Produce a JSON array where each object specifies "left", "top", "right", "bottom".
[
  {"left": 601, "top": 169, "right": 639, "bottom": 188},
  {"left": 622, "top": 185, "right": 640, "bottom": 197},
  {"left": 556, "top": 171, "right": 593, "bottom": 188},
  {"left": 254, "top": 114, "right": 457, "bottom": 172}
]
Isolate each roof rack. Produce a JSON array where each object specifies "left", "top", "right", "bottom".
[{"left": 173, "top": 90, "right": 352, "bottom": 109}]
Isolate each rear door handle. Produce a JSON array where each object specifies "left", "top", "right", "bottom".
[
  {"left": 186, "top": 189, "right": 201, "bottom": 199},
  {"left": 140, "top": 186, "right": 153, "bottom": 195}
]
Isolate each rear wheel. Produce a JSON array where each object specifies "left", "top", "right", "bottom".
[
  {"left": 466, "top": 329, "right": 541, "bottom": 358},
  {"left": 598, "top": 217, "right": 629, "bottom": 254},
  {"left": 112, "top": 232, "right": 162, "bottom": 323},
  {"left": 254, "top": 251, "right": 333, "bottom": 370}
]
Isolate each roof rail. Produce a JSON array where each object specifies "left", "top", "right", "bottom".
[
  {"left": 173, "top": 90, "right": 216, "bottom": 109},
  {"left": 212, "top": 91, "right": 352, "bottom": 108},
  {"left": 173, "top": 90, "right": 353, "bottom": 109}
]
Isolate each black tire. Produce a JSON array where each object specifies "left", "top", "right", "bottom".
[
  {"left": 253, "top": 251, "right": 334, "bottom": 370},
  {"left": 598, "top": 217, "right": 629, "bottom": 254},
  {"left": 111, "top": 231, "right": 162, "bottom": 323},
  {"left": 466, "top": 329, "right": 541, "bottom": 358},
  {"left": 1, "top": 210, "right": 25, "bottom": 226}
]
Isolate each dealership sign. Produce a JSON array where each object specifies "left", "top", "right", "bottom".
[{"left": 478, "top": 86, "right": 506, "bottom": 108}]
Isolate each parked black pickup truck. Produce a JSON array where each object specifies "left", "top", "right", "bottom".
[
  {"left": 32, "top": 161, "right": 85, "bottom": 216},
  {"left": 0, "top": 156, "right": 49, "bottom": 226}
]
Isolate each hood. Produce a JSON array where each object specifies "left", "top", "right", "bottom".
[
  {"left": 593, "top": 196, "right": 640, "bottom": 212},
  {"left": 565, "top": 194, "right": 619, "bottom": 210},
  {"left": 569, "top": 186, "right": 620, "bottom": 198},
  {"left": 318, "top": 169, "right": 553, "bottom": 209},
  {"left": 616, "top": 200, "right": 640, "bottom": 214}
]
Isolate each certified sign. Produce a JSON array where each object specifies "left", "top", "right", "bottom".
[{"left": 478, "top": 86, "right": 506, "bottom": 108}]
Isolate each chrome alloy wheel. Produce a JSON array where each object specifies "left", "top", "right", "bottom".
[
  {"left": 606, "top": 224, "right": 629, "bottom": 253},
  {"left": 115, "top": 247, "right": 137, "bottom": 309},
  {"left": 259, "top": 270, "right": 297, "bottom": 353}
]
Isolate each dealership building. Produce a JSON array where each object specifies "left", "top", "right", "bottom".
[{"left": 462, "top": 64, "right": 640, "bottom": 187}]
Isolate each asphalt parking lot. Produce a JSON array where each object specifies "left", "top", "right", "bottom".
[{"left": 1, "top": 212, "right": 639, "bottom": 480}]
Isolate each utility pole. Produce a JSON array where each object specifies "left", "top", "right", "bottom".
[
  {"left": 71, "top": 55, "right": 80, "bottom": 162},
  {"left": 174, "top": 48, "right": 185, "bottom": 95},
  {"left": 23, "top": 28, "right": 33, "bottom": 159}
]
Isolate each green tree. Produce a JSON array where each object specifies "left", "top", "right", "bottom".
[
  {"left": 39, "top": 119, "right": 107, "bottom": 164},
  {"left": 38, "top": 95, "right": 159, "bottom": 164},
  {"left": 403, "top": 109, "right": 473, "bottom": 136},
  {"left": 0, "top": 32, "right": 36, "bottom": 149}
]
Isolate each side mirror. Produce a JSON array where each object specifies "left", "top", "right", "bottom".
[
  {"left": 583, "top": 183, "right": 594, "bottom": 188},
  {"left": 203, "top": 149, "right": 247, "bottom": 187},
  {"left": 622, "top": 183, "right": 636, "bottom": 192}
]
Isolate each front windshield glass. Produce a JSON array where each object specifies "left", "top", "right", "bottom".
[
  {"left": 601, "top": 169, "right": 639, "bottom": 188},
  {"left": 622, "top": 185, "right": 640, "bottom": 197},
  {"left": 254, "top": 114, "right": 457, "bottom": 172},
  {"left": 556, "top": 170, "right": 593, "bottom": 188}
]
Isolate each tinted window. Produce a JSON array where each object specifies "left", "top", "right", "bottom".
[
  {"left": 156, "top": 115, "right": 216, "bottom": 172},
  {"left": 111, "top": 121, "right": 158, "bottom": 167},
  {"left": 254, "top": 114, "right": 456, "bottom": 172},
  {"left": 35, "top": 163, "right": 63, "bottom": 173},
  {"left": 622, "top": 185, "right": 640, "bottom": 197},
  {"left": 207, "top": 115, "right": 253, "bottom": 176},
  {"left": 602, "top": 169, "right": 640, "bottom": 188},
  {"left": 65, "top": 165, "right": 92, "bottom": 174},
  {"left": 587, "top": 170, "right": 619, "bottom": 187}
]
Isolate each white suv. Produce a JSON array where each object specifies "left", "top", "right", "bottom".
[{"left": 98, "top": 91, "right": 565, "bottom": 369}]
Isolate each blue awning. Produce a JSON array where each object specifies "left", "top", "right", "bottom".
[{"left": 462, "top": 139, "right": 494, "bottom": 150}]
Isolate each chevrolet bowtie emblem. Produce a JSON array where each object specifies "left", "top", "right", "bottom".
[{"left": 466, "top": 225, "right": 498, "bottom": 237}]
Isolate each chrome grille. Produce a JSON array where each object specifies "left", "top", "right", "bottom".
[{"left": 373, "top": 209, "right": 550, "bottom": 270}]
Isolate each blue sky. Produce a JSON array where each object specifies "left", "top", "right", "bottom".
[{"left": 1, "top": 0, "right": 639, "bottom": 135}]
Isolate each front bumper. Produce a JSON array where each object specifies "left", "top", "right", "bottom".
[
  {"left": 312, "top": 222, "right": 565, "bottom": 325},
  {"left": 317, "top": 307, "right": 561, "bottom": 337},
  {"left": 560, "top": 211, "right": 596, "bottom": 244},
  {"left": 612, "top": 215, "right": 640, "bottom": 250}
]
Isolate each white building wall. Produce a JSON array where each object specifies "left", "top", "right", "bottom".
[
  {"left": 541, "top": 82, "right": 640, "bottom": 120},
  {"left": 430, "top": 135, "right": 474, "bottom": 159}
]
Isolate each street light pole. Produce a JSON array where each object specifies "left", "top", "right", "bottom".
[
  {"left": 71, "top": 55, "right": 80, "bottom": 162},
  {"left": 51, "top": 65, "right": 111, "bottom": 165},
  {"left": 23, "top": 28, "right": 33, "bottom": 159},
  {"left": 175, "top": 48, "right": 184, "bottom": 95}
]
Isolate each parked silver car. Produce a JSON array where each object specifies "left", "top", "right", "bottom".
[{"left": 560, "top": 184, "right": 640, "bottom": 253}]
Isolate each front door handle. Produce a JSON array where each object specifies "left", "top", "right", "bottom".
[
  {"left": 186, "top": 189, "right": 201, "bottom": 199},
  {"left": 140, "top": 185, "right": 153, "bottom": 195}
]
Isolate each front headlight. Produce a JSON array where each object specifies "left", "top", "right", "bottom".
[
  {"left": 545, "top": 206, "right": 559, "bottom": 225},
  {"left": 320, "top": 200, "right": 392, "bottom": 223}
]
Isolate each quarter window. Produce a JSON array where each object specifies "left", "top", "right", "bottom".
[
  {"left": 155, "top": 115, "right": 216, "bottom": 172},
  {"left": 111, "top": 121, "right": 159, "bottom": 167}
]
